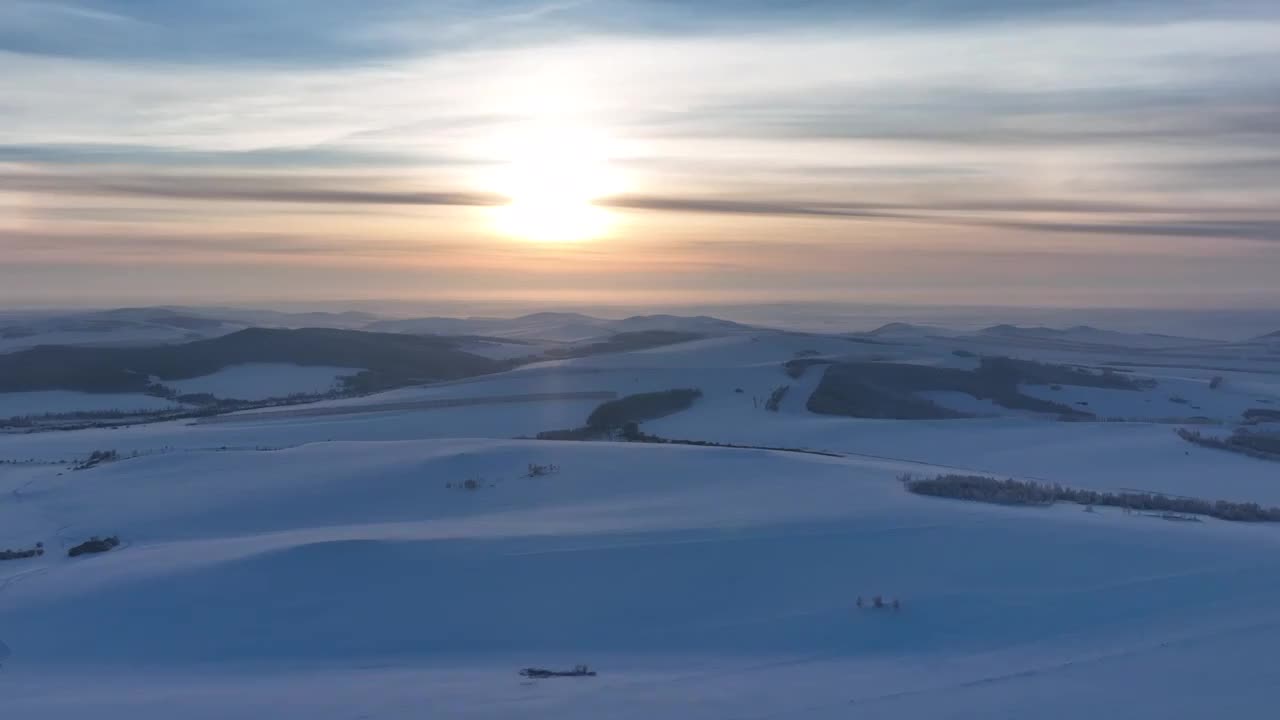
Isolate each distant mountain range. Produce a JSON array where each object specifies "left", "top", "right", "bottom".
[{"left": 0, "top": 307, "right": 757, "bottom": 352}]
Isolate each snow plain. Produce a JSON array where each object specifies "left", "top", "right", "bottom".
[{"left": 2, "top": 321, "right": 1280, "bottom": 718}]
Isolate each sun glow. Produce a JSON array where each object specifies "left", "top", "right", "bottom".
[{"left": 489, "top": 125, "right": 623, "bottom": 242}]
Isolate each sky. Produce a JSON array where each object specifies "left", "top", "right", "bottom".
[{"left": 2, "top": 0, "right": 1280, "bottom": 309}]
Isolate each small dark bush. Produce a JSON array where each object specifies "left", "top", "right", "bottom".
[
  {"left": 764, "top": 385, "right": 789, "bottom": 412},
  {"left": 68, "top": 535, "right": 120, "bottom": 558}
]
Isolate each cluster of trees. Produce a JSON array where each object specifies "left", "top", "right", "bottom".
[
  {"left": 535, "top": 426, "right": 602, "bottom": 441},
  {"left": 764, "top": 385, "right": 789, "bottom": 412},
  {"left": 1178, "top": 428, "right": 1280, "bottom": 461},
  {"left": 806, "top": 356, "right": 1156, "bottom": 421},
  {"left": 74, "top": 449, "right": 120, "bottom": 470},
  {"left": 68, "top": 536, "right": 120, "bottom": 557},
  {"left": 901, "top": 473, "right": 1280, "bottom": 522},
  {"left": 0, "top": 327, "right": 500, "bottom": 395},
  {"left": 977, "top": 357, "right": 1154, "bottom": 391},
  {"left": 537, "top": 389, "right": 703, "bottom": 441},
  {"left": 0, "top": 542, "right": 43, "bottom": 561},
  {"left": 585, "top": 389, "right": 703, "bottom": 430}
]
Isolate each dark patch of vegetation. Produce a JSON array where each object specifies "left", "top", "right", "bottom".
[
  {"left": 952, "top": 349, "right": 976, "bottom": 358},
  {"left": 1209, "top": 375, "right": 1225, "bottom": 389},
  {"left": 542, "top": 331, "right": 703, "bottom": 361},
  {"left": 1178, "top": 428, "right": 1280, "bottom": 461},
  {"left": 0, "top": 542, "right": 44, "bottom": 561},
  {"left": 524, "top": 463, "right": 559, "bottom": 477},
  {"left": 73, "top": 449, "right": 119, "bottom": 470},
  {"left": 978, "top": 356, "right": 1153, "bottom": 390},
  {"left": 535, "top": 426, "right": 604, "bottom": 441},
  {"left": 445, "top": 477, "right": 487, "bottom": 491},
  {"left": 0, "top": 327, "right": 501, "bottom": 395},
  {"left": 902, "top": 473, "right": 1280, "bottom": 521},
  {"left": 535, "top": 389, "right": 702, "bottom": 440},
  {"left": 612, "top": 428, "right": 843, "bottom": 457},
  {"left": 68, "top": 536, "right": 120, "bottom": 557},
  {"left": 765, "top": 385, "right": 789, "bottom": 412},
  {"left": 585, "top": 388, "right": 703, "bottom": 430},
  {"left": 783, "top": 357, "right": 834, "bottom": 379},
  {"left": 1244, "top": 408, "right": 1280, "bottom": 424},
  {"left": 807, "top": 360, "right": 1093, "bottom": 420}
]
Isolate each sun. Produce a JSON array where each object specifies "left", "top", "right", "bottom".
[{"left": 489, "top": 126, "right": 621, "bottom": 242}]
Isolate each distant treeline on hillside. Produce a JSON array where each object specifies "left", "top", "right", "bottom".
[
  {"left": 903, "top": 473, "right": 1280, "bottom": 522},
  {"left": 0, "top": 328, "right": 502, "bottom": 395},
  {"left": 807, "top": 356, "right": 1150, "bottom": 420},
  {"left": 537, "top": 388, "right": 703, "bottom": 440},
  {"left": 542, "top": 331, "right": 703, "bottom": 360}
]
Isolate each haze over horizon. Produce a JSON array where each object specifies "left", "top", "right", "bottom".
[{"left": 4, "top": 1, "right": 1280, "bottom": 308}]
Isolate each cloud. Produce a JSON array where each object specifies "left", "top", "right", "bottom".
[
  {"left": 0, "top": 171, "right": 504, "bottom": 208},
  {"left": 10, "top": 168, "right": 1278, "bottom": 243},
  {"left": 0, "top": 143, "right": 475, "bottom": 169},
  {"left": 987, "top": 219, "right": 1280, "bottom": 242}
]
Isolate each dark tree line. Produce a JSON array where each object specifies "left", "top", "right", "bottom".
[
  {"left": 68, "top": 536, "right": 121, "bottom": 557},
  {"left": 1178, "top": 428, "right": 1280, "bottom": 461},
  {"left": 902, "top": 473, "right": 1280, "bottom": 522},
  {"left": 585, "top": 389, "right": 703, "bottom": 430},
  {"left": 537, "top": 388, "right": 703, "bottom": 440}
]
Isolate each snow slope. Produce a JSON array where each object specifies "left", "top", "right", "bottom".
[
  {"left": 166, "top": 363, "right": 362, "bottom": 400},
  {"left": 2, "top": 439, "right": 1280, "bottom": 719},
  {"left": 0, "top": 391, "right": 181, "bottom": 419},
  {"left": 3, "top": 318, "right": 1280, "bottom": 718}
]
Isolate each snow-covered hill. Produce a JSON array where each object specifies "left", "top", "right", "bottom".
[
  {"left": 3, "top": 438, "right": 1280, "bottom": 718},
  {"left": 3, "top": 311, "right": 1280, "bottom": 718}
]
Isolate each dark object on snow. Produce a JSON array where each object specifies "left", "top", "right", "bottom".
[
  {"left": 520, "top": 664, "right": 596, "bottom": 679},
  {"left": 68, "top": 536, "right": 120, "bottom": 558},
  {"left": 0, "top": 543, "right": 44, "bottom": 561},
  {"left": 857, "top": 595, "right": 900, "bottom": 611}
]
